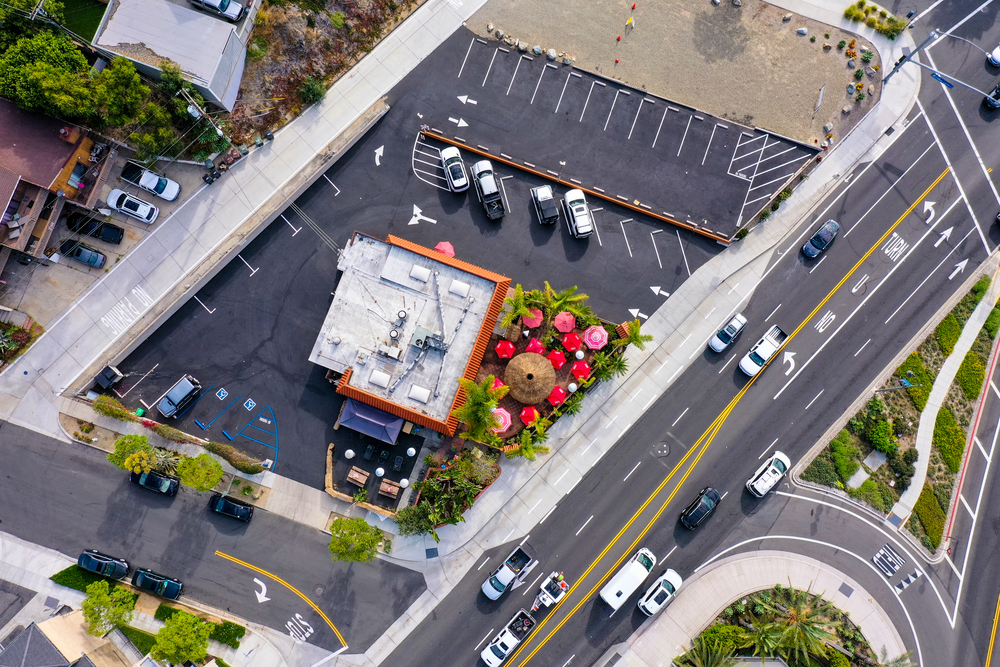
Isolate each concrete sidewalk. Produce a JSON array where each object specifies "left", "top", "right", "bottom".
[{"left": 612, "top": 550, "right": 908, "bottom": 666}]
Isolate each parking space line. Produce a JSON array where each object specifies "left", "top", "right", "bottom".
[
  {"left": 279, "top": 214, "right": 301, "bottom": 236},
  {"left": 321, "top": 174, "right": 340, "bottom": 195},
  {"left": 114, "top": 363, "right": 158, "bottom": 399},
  {"left": 628, "top": 98, "right": 654, "bottom": 140},
  {"left": 483, "top": 48, "right": 500, "bottom": 87},
  {"left": 755, "top": 153, "right": 811, "bottom": 177},
  {"left": 531, "top": 64, "right": 557, "bottom": 104},
  {"left": 579, "top": 80, "right": 605, "bottom": 122},
  {"left": 555, "top": 72, "right": 572, "bottom": 113},
  {"left": 702, "top": 123, "right": 721, "bottom": 166},
  {"left": 458, "top": 38, "right": 475, "bottom": 78},
  {"left": 756, "top": 144, "right": 799, "bottom": 165},
  {"left": 650, "top": 230, "right": 663, "bottom": 269},
  {"left": 676, "top": 229, "right": 691, "bottom": 277},
  {"left": 590, "top": 207, "right": 603, "bottom": 246},
  {"left": 652, "top": 107, "right": 668, "bottom": 149},
  {"left": 604, "top": 90, "right": 630, "bottom": 131},
  {"left": 237, "top": 254, "right": 259, "bottom": 276},
  {"left": 745, "top": 193, "right": 771, "bottom": 207},
  {"left": 748, "top": 173, "right": 794, "bottom": 193},
  {"left": 193, "top": 295, "right": 215, "bottom": 314},
  {"left": 677, "top": 116, "right": 692, "bottom": 156},
  {"left": 618, "top": 219, "right": 634, "bottom": 257}
]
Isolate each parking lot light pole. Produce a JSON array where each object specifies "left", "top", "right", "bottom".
[{"left": 557, "top": 161, "right": 566, "bottom": 185}]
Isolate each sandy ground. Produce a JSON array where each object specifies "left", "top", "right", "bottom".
[{"left": 469, "top": 0, "right": 880, "bottom": 145}]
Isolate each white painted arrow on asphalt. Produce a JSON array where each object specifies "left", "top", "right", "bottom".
[
  {"left": 374, "top": 145, "right": 384, "bottom": 166},
  {"left": 448, "top": 117, "right": 469, "bottom": 128},
  {"left": 408, "top": 204, "right": 438, "bottom": 226},
  {"left": 783, "top": 351, "right": 796, "bottom": 376},
  {"left": 628, "top": 309, "right": 649, "bottom": 319},
  {"left": 851, "top": 274, "right": 868, "bottom": 294},
  {"left": 254, "top": 578, "right": 270, "bottom": 603},
  {"left": 923, "top": 200, "right": 936, "bottom": 224},
  {"left": 649, "top": 286, "right": 670, "bottom": 297},
  {"left": 457, "top": 95, "right": 478, "bottom": 105},
  {"left": 934, "top": 226, "right": 953, "bottom": 248},
  {"left": 949, "top": 259, "right": 968, "bottom": 280}
]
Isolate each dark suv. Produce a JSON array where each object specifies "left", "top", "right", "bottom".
[
  {"left": 130, "top": 470, "right": 180, "bottom": 496},
  {"left": 78, "top": 550, "right": 129, "bottom": 579},
  {"left": 157, "top": 375, "right": 202, "bottom": 418},
  {"left": 209, "top": 494, "right": 254, "bottom": 522},
  {"left": 679, "top": 487, "right": 721, "bottom": 529},
  {"left": 132, "top": 569, "right": 182, "bottom": 600},
  {"left": 64, "top": 211, "right": 124, "bottom": 244}
]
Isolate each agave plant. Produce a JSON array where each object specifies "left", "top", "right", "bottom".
[{"left": 151, "top": 447, "right": 181, "bottom": 474}]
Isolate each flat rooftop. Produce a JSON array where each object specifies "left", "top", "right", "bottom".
[{"left": 309, "top": 234, "right": 509, "bottom": 432}]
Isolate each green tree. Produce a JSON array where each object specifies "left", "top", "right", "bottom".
[
  {"left": 23, "top": 61, "right": 92, "bottom": 117},
  {"left": 108, "top": 435, "right": 152, "bottom": 470},
  {"left": 176, "top": 453, "right": 224, "bottom": 491},
  {"left": 0, "top": 0, "right": 65, "bottom": 27},
  {"left": 151, "top": 611, "right": 211, "bottom": 665},
  {"left": 92, "top": 57, "right": 149, "bottom": 126},
  {"left": 328, "top": 517, "right": 382, "bottom": 562},
  {"left": 762, "top": 586, "right": 839, "bottom": 663},
  {"left": 679, "top": 637, "right": 738, "bottom": 667},
  {"left": 742, "top": 623, "right": 782, "bottom": 664},
  {"left": 394, "top": 504, "right": 436, "bottom": 540},
  {"left": 538, "top": 282, "right": 589, "bottom": 324},
  {"left": 612, "top": 319, "right": 654, "bottom": 351},
  {"left": 506, "top": 429, "right": 550, "bottom": 462},
  {"left": 81, "top": 580, "right": 135, "bottom": 637},
  {"left": 450, "top": 375, "right": 509, "bottom": 443},
  {"left": 129, "top": 102, "right": 178, "bottom": 162},
  {"left": 0, "top": 32, "right": 89, "bottom": 113},
  {"left": 500, "top": 284, "right": 538, "bottom": 328}
]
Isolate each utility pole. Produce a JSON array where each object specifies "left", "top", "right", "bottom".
[
  {"left": 28, "top": 0, "right": 46, "bottom": 19},
  {"left": 883, "top": 30, "right": 939, "bottom": 84}
]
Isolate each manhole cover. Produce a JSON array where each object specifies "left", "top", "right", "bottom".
[{"left": 315, "top": 586, "right": 324, "bottom": 595}]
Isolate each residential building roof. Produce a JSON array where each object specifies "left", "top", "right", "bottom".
[
  {"left": 0, "top": 99, "right": 83, "bottom": 190},
  {"left": 310, "top": 234, "right": 510, "bottom": 435},
  {"left": 0, "top": 623, "right": 70, "bottom": 667}
]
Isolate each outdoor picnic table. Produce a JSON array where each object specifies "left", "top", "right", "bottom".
[
  {"left": 348, "top": 466, "right": 370, "bottom": 487},
  {"left": 378, "top": 478, "right": 401, "bottom": 499}
]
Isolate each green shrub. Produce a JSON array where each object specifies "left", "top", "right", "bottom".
[
  {"left": 93, "top": 394, "right": 138, "bottom": 421},
  {"left": 154, "top": 604, "right": 179, "bottom": 622},
  {"left": 51, "top": 565, "right": 108, "bottom": 593},
  {"left": 933, "top": 407, "right": 966, "bottom": 472},
  {"left": 697, "top": 623, "right": 747, "bottom": 654},
  {"left": 985, "top": 306, "right": 1000, "bottom": 339},
  {"left": 211, "top": 620, "right": 246, "bottom": 648},
  {"left": 204, "top": 442, "right": 266, "bottom": 474},
  {"left": 954, "top": 276, "right": 991, "bottom": 325},
  {"left": 935, "top": 313, "right": 962, "bottom": 356},
  {"left": 830, "top": 435, "right": 859, "bottom": 483},
  {"left": 152, "top": 423, "right": 193, "bottom": 443},
  {"left": 896, "top": 352, "right": 933, "bottom": 410},
  {"left": 802, "top": 453, "right": 838, "bottom": 487},
  {"left": 848, "top": 479, "right": 894, "bottom": 513},
  {"left": 734, "top": 227, "right": 749, "bottom": 241},
  {"left": 956, "top": 350, "right": 986, "bottom": 401},
  {"left": 108, "top": 435, "right": 152, "bottom": 470},
  {"left": 913, "top": 483, "right": 945, "bottom": 548},
  {"left": 298, "top": 76, "right": 326, "bottom": 105},
  {"left": 903, "top": 448, "right": 919, "bottom": 465},
  {"left": 121, "top": 626, "right": 157, "bottom": 656},
  {"left": 215, "top": 659, "right": 233, "bottom": 667},
  {"left": 867, "top": 420, "right": 896, "bottom": 453},
  {"left": 758, "top": 209, "right": 771, "bottom": 221},
  {"left": 828, "top": 651, "right": 851, "bottom": 667},
  {"left": 330, "top": 10, "right": 345, "bottom": 29}
]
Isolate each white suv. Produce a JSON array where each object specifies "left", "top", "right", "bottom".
[
  {"left": 746, "top": 451, "right": 791, "bottom": 497},
  {"left": 440, "top": 147, "right": 469, "bottom": 192},
  {"left": 563, "top": 189, "right": 593, "bottom": 238}
]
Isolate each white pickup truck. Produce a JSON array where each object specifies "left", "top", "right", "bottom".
[
  {"left": 480, "top": 609, "right": 536, "bottom": 667},
  {"left": 481, "top": 546, "right": 532, "bottom": 600},
  {"left": 738, "top": 325, "right": 787, "bottom": 376}
]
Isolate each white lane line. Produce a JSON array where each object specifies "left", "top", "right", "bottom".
[
  {"left": 677, "top": 229, "right": 691, "bottom": 277},
  {"left": 620, "top": 219, "right": 633, "bottom": 257},
  {"left": 623, "top": 461, "right": 642, "bottom": 482},
  {"left": 555, "top": 470, "right": 568, "bottom": 486},
  {"left": 475, "top": 629, "right": 494, "bottom": 651},
  {"left": 765, "top": 304, "right": 781, "bottom": 322},
  {"left": 993, "top": 381, "right": 1000, "bottom": 401},
  {"left": 560, "top": 656, "right": 576, "bottom": 667},
  {"left": 528, "top": 497, "right": 543, "bottom": 514},
  {"left": 805, "top": 389, "right": 824, "bottom": 410},
  {"left": 705, "top": 307, "right": 716, "bottom": 320},
  {"left": 540, "top": 505, "right": 557, "bottom": 523},
  {"left": 808, "top": 256, "right": 827, "bottom": 274},
  {"left": 555, "top": 72, "right": 572, "bottom": 113},
  {"left": 671, "top": 407, "right": 689, "bottom": 427},
  {"left": 504, "top": 527, "right": 516, "bottom": 541},
  {"left": 658, "top": 546, "right": 678, "bottom": 565},
  {"left": 576, "top": 515, "right": 594, "bottom": 536},
  {"left": 854, "top": 338, "right": 871, "bottom": 357},
  {"left": 717, "top": 353, "right": 738, "bottom": 374},
  {"left": 652, "top": 106, "right": 668, "bottom": 149},
  {"left": 605, "top": 90, "right": 623, "bottom": 131},
  {"left": 960, "top": 493, "right": 975, "bottom": 518},
  {"left": 580, "top": 81, "right": 596, "bottom": 122},
  {"left": 844, "top": 142, "right": 936, "bottom": 236},
  {"left": 976, "top": 436, "right": 991, "bottom": 463},
  {"left": 628, "top": 99, "right": 651, "bottom": 140},
  {"left": 758, "top": 438, "right": 778, "bottom": 459},
  {"left": 458, "top": 38, "right": 474, "bottom": 78},
  {"left": 720, "top": 491, "right": 729, "bottom": 501},
  {"left": 677, "top": 115, "right": 693, "bottom": 156},
  {"left": 651, "top": 232, "right": 663, "bottom": 269},
  {"left": 702, "top": 123, "right": 720, "bottom": 166},
  {"left": 477, "top": 557, "right": 491, "bottom": 570},
  {"left": 644, "top": 394, "right": 657, "bottom": 409},
  {"left": 482, "top": 47, "right": 499, "bottom": 87},
  {"left": 523, "top": 571, "right": 545, "bottom": 595},
  {"left": 606, "top": 415, "right": 619, "bottom": 429}
]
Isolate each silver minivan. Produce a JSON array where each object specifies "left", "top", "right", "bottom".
[
  {"left": 157, "top": 375, "right": 202, "bottom": 418},
  {"left": 599, "top": 548, "right": 655, "bottom": 611}
]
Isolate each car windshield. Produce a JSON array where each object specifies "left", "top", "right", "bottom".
[
  {"left": 749, "top": 351, "right": 766, "bottom": 366},
  {"left": 701, "top": 494, "right": 716, "bottom": 511},
  {"left": 568, "top": 198, "right": 584, "bottom": 208},
  {"left": 661, "top": 579, "right": 676, "bottom": 595},
  {"left": 218, "top": 0, "right": 230, "bottom": 10},
  {"left": 773, "top": 458, "right": 788, "bottom": 474},
  {"left": 716, "top": 327, "right": 734, "bottom": 344},
  {"left": 488, "top": 576, "right": 505, "bottom": 592},
  {"left": 115, "top": 193, "right": 128, "bottom": 208},
  {"left": 637, "top": 553, "right": 654, "bottom": 571},
  {"left": 154, "top": 178, "right": 167, "bottom": 194}
]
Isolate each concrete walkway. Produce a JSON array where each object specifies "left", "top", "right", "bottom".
[
  {"left": 611, "top": 550, "right": 907, "bottom": 666},
  {"left": 891, "top": 274, "right": 1000, "bottom": 521}
]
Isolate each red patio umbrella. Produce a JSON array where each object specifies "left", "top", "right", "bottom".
[
  {"left": 520, "top": 406, "right": 540, "bottom": 425},
  {"left": 491, "top": 407, "right": 512, "bottom": 433},
  {"left": 553, "top": 311, "right": 576, "bottom": 333},
  {"left": 434, "top": 241, "right": 455, "bottom": 257},
  {"left": 525, "top": 338, "right": 546, "bottom": 355},
  {"left": 547, "top": 350, "right": 567, "bottom": 370},
  {"left": 522, "top": 308, "right": 544, "bottom": 328},
  {"left": 495, "top": 340, "right": 516, "bottom": 359},
  {"left": 491, "top": 377, "right": 506, "bottom": 391},
  {"left": 547, "top": 386, "right": 567, "bottom": 406},
  {"left": 583, "top": 324, "right": 609, "bottom": 350},
  {"left": 562, "top": 332, "right": 582, "bottom": 352},
  {"left": 570, "top": 360, "right": 592, "bottom": 380}
]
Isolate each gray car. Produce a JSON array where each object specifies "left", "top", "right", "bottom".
[
  {"left": 157, "top": 375, "right": 202, "bottom": 418},
  {"left": 59, "top": 239, "right": 106, "bottom": 269},
  {"left": 801, "top": 219, "right": 840, "bottom": 258},
  {"left": 708, "top": 313, "right": 747, "bottom": 352}
]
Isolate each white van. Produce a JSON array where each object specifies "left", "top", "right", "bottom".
[{"left": 599, "top": 548, "right": 656, "bottom": 611}]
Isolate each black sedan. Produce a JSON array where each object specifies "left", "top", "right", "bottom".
[
  {"left": 801, "top": 219, "right": 841, "bottom": 258},
  {"left": 77, "top": 550, "right": 129, "bottom": 579},
  {"left": 129, "top": 470, "right": 180, "bottom": 496},
  {"left": 679, "top": 487, "right": 722, "bottom": 529},
  {"left": 132, "top": 568, "right": 182, "bottom": 600},
  {"left": 64, "top": 211, "right": 124, "bottom": 245},
  {"left": 209, "top": 493, "right": 254, "bottom": 522}
]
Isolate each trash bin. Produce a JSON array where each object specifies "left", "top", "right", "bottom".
[{"left": 135, "top": 408, "right": 145, "bottom": 417}]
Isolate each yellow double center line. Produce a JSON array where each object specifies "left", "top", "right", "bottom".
[
  {"left": 215, "top": 550, "right": 347, "bottom": 647},
  {"left": 511, "top": 168, "right": 949, "bottom": 666}
]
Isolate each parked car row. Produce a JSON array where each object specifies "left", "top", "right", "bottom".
[{"left": 77, "top": 550, "right": 183, "bottom": 600}]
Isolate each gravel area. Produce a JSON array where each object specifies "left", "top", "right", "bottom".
[{"left": 469, "top": 0, "right": 880, "bottom": 145}]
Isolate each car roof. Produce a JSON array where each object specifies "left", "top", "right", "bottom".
[{"left": 441, "top": 146, "right": 460, "bottom": 158}]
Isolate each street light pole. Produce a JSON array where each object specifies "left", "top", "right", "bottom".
[{"left": 883, "top": 30, "right": 940, "bottom": 84}]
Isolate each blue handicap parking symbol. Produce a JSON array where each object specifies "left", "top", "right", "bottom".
[
  {"left": 244, "top": 398, "right": 256, "bottom": 411},
  {"left": 217, "top": 388, "right": 228, "bottom": 400}
]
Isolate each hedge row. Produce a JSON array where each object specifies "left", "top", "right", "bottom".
[
  {"left": 985, "top": 306, "right": 1000, "bottom": 339},
  {"left": 955, "top": 350, "right": 986, "bottom": 401},
  {"left": 896, "top": 352, "right": 933, "bottom": 411},
  {"left": 204, "top": 441, "right": 266, "bottom": 475},
  {"left": 154, "top": 604, "right": 245, "bottom": 648},
  {"left": 913, "top": 483, "right": 946, "bottom": 549},
  {"left": 953, "top": 274, "right": 992, "bottom": 326},
  {"left": 935, "top": 313, "right": 962, "bottom": 356},
  {"left": 933, "top": 407, "right": 966, "bottom": 473}
]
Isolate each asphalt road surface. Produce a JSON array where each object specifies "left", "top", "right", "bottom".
[{"left": 0, "top": 423, "right": 425, "bottom": 653}]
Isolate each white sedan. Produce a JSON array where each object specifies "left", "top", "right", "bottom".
[
  {"left": 637, "top": 569, "right": 683, "bottom": 616},
  {"left": 440, "top": 146, "right": 468, "bottom": 192},
  {"left": 107, "top": 189, "right": 159, "bottom": 224}
]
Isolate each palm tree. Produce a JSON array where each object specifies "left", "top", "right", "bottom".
[
  {"left": 742, "top": 623, "right": 783, "bottom": 664},
  {"left": 450, "top": 375, "right": 509, "bottom": 443},
  {"left": 879, "top": 649, "right": 914, "bottom": 667},
  {"left": 591, "top": 351, "right": 629, "bottom": 381},
  {"left": 500, "top": 284, "right": 537, "bottom": 328},
  {"left": 612, "top": 319, "right": 654, "bottom": 351},
  {"left": 539, "top": 282, "right": 590, "bottom": 324},
  {"left": 528, "top": 414, "right": 552, "bottom": 438},
  {"left": 679, "top": 637, "right": 738, "bottom": 667},
  {"left": 507, "top": 429, "right": 551, "bottom": 461},
  {"left": 762, "top": 585, "right": 839, "bottom": 664}
]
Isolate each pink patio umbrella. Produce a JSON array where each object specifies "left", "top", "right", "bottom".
[
  {"left": 547, "top": 386, "right": 567, "bottom": 406},
  {"left": 491, "top": 407, "right": 512, "bottom": 433},
  {"left": 520, "top": 406, "right": 540, "bottom": 425},
  {"left": 495, "top": 340, "right": 516, "bottom": 359},
  {"left": 553, "top": 311, "right": 577, "bottom": 333},
  {"left": 547, "top": 350, "right": 567, "bottom": 370},
  {"left": 570, "top": 360, "right": 592, "bottom": 380},
  {"left": 526, "top": 338, "right": 546, "bottom": 355},
  {"left": 562, "top": 332, "right": 582, "bottom": 352},
  {"left": 491, "top": 377, "right": 506, "bottom": 391},
  {"left": 583, "top": 324, "right": 609, "bottom": 350},
  {"left": 522, "top": 308, "right": 544, "bottom": 328},
  {"left": 434, "top": 241, "right": 455, "bottom": 257}
]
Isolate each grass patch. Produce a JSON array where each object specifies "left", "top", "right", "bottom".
[
  {"left": 830, "top": 430, "right": 859, "bottom": 483},
  {"left": 955, "top": 350, "right": 986, "bottom": 401},
  {"left": 953, "top": 274, "right": 991, "bottom": 326},
  {"left": 932, "top": 407, "right": 966, "bottom": 473},
  {"left": 121, "top": 626, "right": 156, "bottom": 656},
  {"left": 896, "top": 352, "right": 933, "bottom": 411},
  {"left": 913, "top": 483, "right": 946, "bottom": 549},
  {"left": 802, "top": 451, "right": 838, "bottom": 487},
  {"left": 935, "top": 313, "right": 962, "bottom": 356},
  {"left": 847, "top": 478, "right": 894, "bottom": 513},
  {"left": 154, "top": 603, "right": 180, "bottom": 622},
  {"left": 61, "top": 0, "right": 108, "bottom": 42},
  {"left": 51, "top": 564, "right": 107, "bottom": 592}
]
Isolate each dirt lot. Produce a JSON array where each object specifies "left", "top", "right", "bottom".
[{"left": 470, "top": 0, "right": 880, "bottom": 145}]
